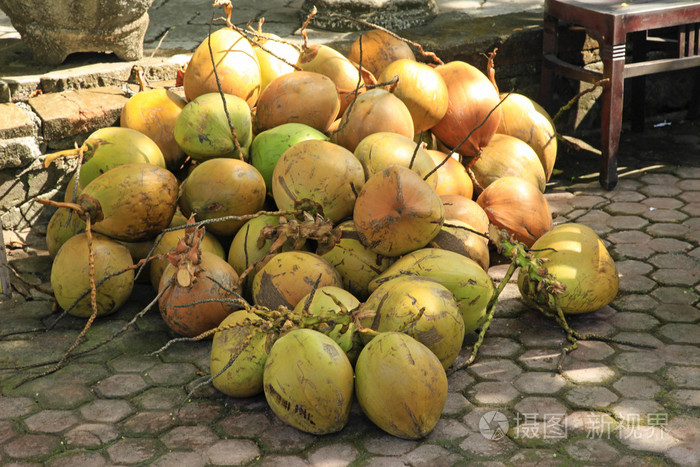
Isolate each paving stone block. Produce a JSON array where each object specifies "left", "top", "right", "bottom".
[
  {"left": 607, "top": 215, "right": 649, "bottom": 230},
  {"left": 35, "top": 381, "right": 94, "bottom": 410},
  {"left": 458, "top": 431, "right": 517, "bottom": 457},
  {"left": 565, "top": 437, "right": 619, "bottom": 463},
  {"left": 426, "top": 418, "right": 470, "bottom": 442},
  {"left": 469, "top": 359, "right": 522, "bottom": 382},
  {"left": 108, "top": 354, "right": 159, "bottom": 373},
  {"left": 564, "top": 387, "right": 618, "bottom": 409},
  {"left": 509, "top": 449, "right": 568, "bottom": 466},
  {"left": 677, "top": 179, "right": 700, "bottom": 190},
  {"left": 132, "top": 386, "right": 187, "bottom": 411},
  {"left": 119, "top": 410, "right": 176, "bottom": 436},
  {"left": 107, "top": 438, "right": 163, "bottom": 464},
  {"left": 651, "top": 287, "right": 698, "bottom": 305},
  {"left": 28, "top": 86, "right": 128, "bottom": 141},
  {"left": 652, "top": 268, "right": 700, "bottom": 287},
  {"left": 561, "top": 360, "right": 616, "bottom": 384},
  {"left": 257, "top": 455, "right": 311, "bottom": 467},
  {"left": 400, "top": 444, "right": 464, "bottom": 467},
  {"left": 608, "top": 312, "right": 659, "bottom": 331},
  {"left": 359, "top": 457, "right": 409, "bottom": 467},
  {"left": 652, "top": 304, "right": 700, "bottom": 323},
  {"left": 664, "top": 366, "right": 700, "bottom": 389},
  {"left": 639, "top": 173, "right": 680, "bottom": 186},
  {"left": 513, "top": 372, "right": 567, "bottom": 394},
  {"left": 568, "top": 340, "right": 615, "bottom": 361},
  {"left": 259, "top": 423, "right": 317, "bottom": 453},
  {"left": 615, "top": 425, "right": 679, "bottom": 453},
  {"left": 3, "top": 433, "right": 61, "bottom": 460},
  {"left": 477, "top": 337, "right": 522, "bottom": 357},
  {"left": 613, "top": 375, "right": 662, "bottom": 399},
  {"left": 146, "top": 362, "right": 198, "bottom": 385},
  {"left": 206, "top": 439, "right": 262, "bottom": 465},
  {"left": 470, "top": 381, "right": 520, "bottom": 404},
  {"left": 64, "top": 423, "right": 120, "bottom": 447},
  {"left": 514, "top": 397, "right": 568, "bottom": 420},
  {"left": 160, "top": 425, "right": 218, "bottom": 451},
  {"left": 363, "top": 433, "right": 418, "bottom": 456},
  {"left": 0, "top": 396, "right": 37, "bottom": 419},
  {"left": 46, "top": 450, "right": 109, "bottom": 467},
  {"left": 564, "top": 410, "right": 618, "bottom": 437},
  {"left": 615, "top": 259, "right": 654, "bottom": 276},
  {"left": 611, "top": 399, "right": 665, "bottom": 421},
  {"left": 643, "top": 208, "right": 689, "bottom": 223},
  {"left": 659, "top": 323, "right": 700, "bottom": 344},
  {"left": 94, "top": 373, "right": 148, "bottom": 398},
  {"left": 614, "top": 351, "right": 665, "bottom": 374},
  {"left": 442, "top": 392, "right": 470, "bottom": 416},
  {"left": 665, "top": 415, "right": 700, "bottom": 443},
  {"left": 150, "top": 450, "right": 208, "bottom": 467},
  {"left": 23, "top": 409, "right": 78, "bottom": 433},
  {"left": 639, "top": 184, "right": 682, "bottom": 197},
  {"left": 79, "top": 399, "right": 134, "bottom": 423},
  {"left": 517, "top": 349, "right": 561, "bottom": 371},
  {"left": 605, "top": 202, "right": 649, "bottom": 216},
  {"left": 612, "top": 243, "right": 655, "bottom": 260},
  {"left": 646, "top": 223, "right": 690, "bottom": 239},
  {"left": 669, "top": 389, "right": 700, "bottom": 408},
  {"left": 175, "top": 400, "right": 224, "bottom": 425},
  {"left": 666, "top": 444, "right": 700, "bottom": 467},
  {"left": 218, "top": 412, "right": 273, "bottom": 439}
]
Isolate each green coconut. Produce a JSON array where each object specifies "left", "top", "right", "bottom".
[
  {"left": 359, "top": 276, "right": 464, "bottom": 369},
  {"left": 252, "top": 251, "right": 343, "bottom": 310},
  {"left": 78, "top": 163, "right": 179, "bottom": 242},
  {"left": 355, "top": 332, "right": 447, "bottom": 439},
  {"left": 249, "top": 123, "right": 328, "bottom": 192},
  {"left": 211, "top": 310, "right": 274, "bottom": 398},
  {"left": 271, "top": 139, "right": 365, "bottom": 223},
  {"left": 369, "top": 248, "right": 494, "bottom": 335},
  {"left": 178, "top": 158, "right": 266, "bottom": 237},
  {"left": 174, "top": 92, "right": 253, "bottom": 161},
  {"left": 263, "top": 329, "right": 354, "bottom": 434},
  {"left": 353, "top": 132, "right": 438, "bottom": 190},
  {"left": 518, "top": 223, "right": 619, "bottom": 314},
  {"left": 51, "top": 232, "right": 134, "bottom": 318},
  {"left": 44, "top": 127, "right": 166, "bottom": 188},
  {"left": 46, "top": 207, "right": 86, "bottom": 257}
]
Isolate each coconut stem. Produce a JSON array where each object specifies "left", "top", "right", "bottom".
[
  {"left": 299, "top": 6, "right": 317, "bottom": 50},
  {"left": 42, "top": 144, "right": 86, "bottom": 168},
  {"left": 449, "top": 260, "right": 518, "bottom": 374},
  {"left": 207, "top": 14, "right": 243, "bottom": 160}
]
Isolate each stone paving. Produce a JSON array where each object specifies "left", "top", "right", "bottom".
[{"left": 1, "top": 119, "right": 699, "bottom": 465}]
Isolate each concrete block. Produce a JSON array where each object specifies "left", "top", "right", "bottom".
[
  {"left": 0, "top": 102, "right": 36, "bottom": 139},
  {"left": 0, "top": 135, "right": 41, "bottom": 169},
  {"left": 28, "top": 86, "right": 128, "bottom": 142}
]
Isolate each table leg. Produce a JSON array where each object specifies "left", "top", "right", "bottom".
[
  {"left": 540, "top": 13, "right": 558, "bottom": 110},
  {"left": 599, "top": 42, "right": 626, "bottom": 190}
]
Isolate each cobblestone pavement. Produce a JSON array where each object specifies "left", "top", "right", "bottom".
[{"left": 1, "top": 118, "right": 699, "bottom": 465}]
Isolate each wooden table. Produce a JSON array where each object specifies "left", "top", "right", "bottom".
[{"left": 540, "top": 0, "right": 700, "bottom": 189}]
